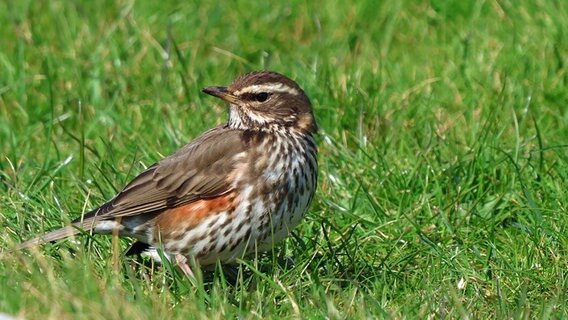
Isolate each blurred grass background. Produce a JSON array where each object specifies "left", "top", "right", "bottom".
[{"left": 1, "top": 0, "right": 567, "bottom": 318}]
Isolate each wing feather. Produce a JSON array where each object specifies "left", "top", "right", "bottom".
[{"left": 75, "top": 126, "right": 247, "bottom": 222}]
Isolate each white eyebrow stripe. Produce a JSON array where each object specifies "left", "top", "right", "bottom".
[{"left": 234, "top": 83, "right": 299, "bottom": 96}]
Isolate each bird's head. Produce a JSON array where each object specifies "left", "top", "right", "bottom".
[{"left": 203, "top": 71, "right": 317, "bottom": 134}]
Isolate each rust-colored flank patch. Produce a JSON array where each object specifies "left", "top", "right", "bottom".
[{"left": 154, "top": 193, "right": 236, "bottom": 237}]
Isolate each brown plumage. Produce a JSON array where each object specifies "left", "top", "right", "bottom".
[{"left": 19, "top": 71, "right": 318, "bottom": 274}]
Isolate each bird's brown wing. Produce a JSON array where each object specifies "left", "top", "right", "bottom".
[
  {"left": 76, "top": 125, "right": 247, "bottom": 222},
  {"left": 18, "top": 126, "right": 248, "bottom": 249}
]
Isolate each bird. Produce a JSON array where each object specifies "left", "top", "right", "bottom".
[{"left": 18, "top": 71, "right": 318, "bottom": 276}]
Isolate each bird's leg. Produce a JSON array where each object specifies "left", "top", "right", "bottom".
[{"left": 174, "top": 254, "right": 195, "bottom": 279}]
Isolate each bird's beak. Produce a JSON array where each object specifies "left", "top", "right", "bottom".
[{"left": 202, "top": 86, "right": 238, "bottom": 104}]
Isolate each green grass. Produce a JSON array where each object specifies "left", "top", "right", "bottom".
[{"left": 1, "top": 0, "right": 567, "bottom": 318}]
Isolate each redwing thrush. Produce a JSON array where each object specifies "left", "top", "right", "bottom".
[{"left": 19, "top": 71, "right": 318, "bottom": 275}]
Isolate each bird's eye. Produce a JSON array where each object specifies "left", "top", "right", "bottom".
[{"left": 255, "top": 92, "right": 269, "bottom": 102}]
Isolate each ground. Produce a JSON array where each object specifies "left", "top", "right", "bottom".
[{"left": 1, "top": 1, "right": 567, "bottom": 318}]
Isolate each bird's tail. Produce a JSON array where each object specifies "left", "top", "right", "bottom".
[{"left": 17, "top": 218, "right": 98, "bottom": 250}]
